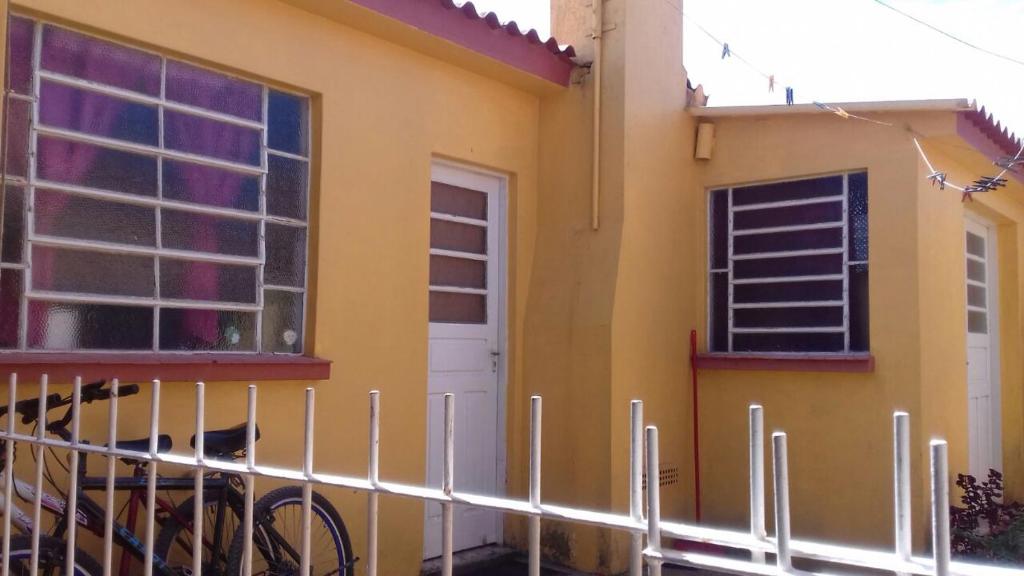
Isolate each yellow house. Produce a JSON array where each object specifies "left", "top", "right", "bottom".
[{"left": 0, "top": 0, "right": 1020, "bottom": 574}]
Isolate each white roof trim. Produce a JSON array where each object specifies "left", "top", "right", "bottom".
[{"left": 688, "top": 98, "right": 975, "bottom": 118}]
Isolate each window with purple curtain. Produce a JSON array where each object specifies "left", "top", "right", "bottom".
[{"left": 0, "top": 15, "right": 311, "bottom": 354}]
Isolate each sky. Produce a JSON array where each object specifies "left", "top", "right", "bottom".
[{"left": 466, "top": 0, "right": 1024, "bottom": 135}]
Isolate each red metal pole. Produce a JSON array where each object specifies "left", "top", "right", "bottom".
[{"left": 690, "top": 329, "right": 701, "bottom": 523}]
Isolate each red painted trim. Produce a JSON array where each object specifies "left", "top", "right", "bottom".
[
  {"left": 957, "top": 111, "right": 1024, "bottom": 185},
  {"left": 689, "top": 330, "right": 701, "bottom": 523},
  {"left": 0, "top": 353, "right": 331, "bottom": 383},
  {"left": 347, "top": 0, "right": 575, "bottom": 86},
  {"left": 694, "top": 353, "right": 875, "bottom": 373}
]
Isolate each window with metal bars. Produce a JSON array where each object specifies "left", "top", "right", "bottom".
[
  {"left": 0, "top": 15, "right": 310, "bottom": 354},
  {"left": 708, "top": 172, "right": 869, "bottom": 354}
]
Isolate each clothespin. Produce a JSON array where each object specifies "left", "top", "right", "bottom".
[
  {"left": 721, "top": 43, "right": 730, "bottom": 59},
  {"left": 972, "top": 176, "right": 1007, "bottom": 191},
  {"left": 832, "top": 106, "right": 850, "bottom": 120},
  {"left": 785, "top": 87, "right": 794, "bottom": 106},
  {"left": 768, "top": 75, "right": 775, "bottom": 93},
  {"left": 927, "top": 171, "right": 947, "bottom": 190},
  {"left": 995, "top": 156, "right": 1024, "bottom": 171}
]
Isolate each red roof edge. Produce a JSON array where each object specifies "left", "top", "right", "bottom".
[
  {"left": 957, "top": 105, "right": 1024, "bottom": 183},
  {"left": 348, "top": 0, "right": 577, "bottom": 86}
]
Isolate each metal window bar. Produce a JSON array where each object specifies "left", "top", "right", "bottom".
[
  {"left": 5, "top": 14, "right": 312, "bottom": 355},
  {"left": 718, "top": 173, "right": 867, "bottom": 353},
  {"left": 0, "top": 372, "right": 1020, "bottom": 576}
]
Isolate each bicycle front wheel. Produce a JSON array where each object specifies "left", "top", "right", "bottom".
[
  {"left": 4, "top": 535, "right": 103, "bottom": 575},
  {"left": 225, "top": 486, "right": 353, "bottom": 576}
]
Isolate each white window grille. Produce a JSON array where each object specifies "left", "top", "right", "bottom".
[
  {"left": 708, "top": 172, "right": 869, "bottom": 354},
  {"left": 0, "top": 15, "right": 311, "bottom": 354}
]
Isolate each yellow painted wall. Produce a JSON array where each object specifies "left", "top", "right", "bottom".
[
  {"left": 5, "top": 0, "right": 549, "bottom": 573},
  {"left": 697, "top": 111, "right": 948, "bottom": 551}
]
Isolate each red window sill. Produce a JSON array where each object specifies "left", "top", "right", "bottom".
[
  {"left": 694, "top": 353, "right": 875, "bottom": 373},
  {"left": 0, "top": 353, "right": 331, "bottom": 383}
]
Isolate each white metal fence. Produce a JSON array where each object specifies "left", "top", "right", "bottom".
[{"left": 1, "top": 372, "right": 1023, "bottom": 576}]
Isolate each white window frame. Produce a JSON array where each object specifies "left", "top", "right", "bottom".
[
  {"left": 0, "top": 16, "right": 311, "bottom": 354},
  {"left": 707, "top": 171, "right": 868, "bottom": 354}
]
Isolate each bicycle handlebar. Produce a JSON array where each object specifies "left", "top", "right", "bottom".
[{"left": 0, "top": 380, "right": 141, "bottom": 424}]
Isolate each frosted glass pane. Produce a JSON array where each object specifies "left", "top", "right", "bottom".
[
  {"left": 267, "top": 90, "right": 308, "bottom": 156},
  {"left": 430, "top": 220, "right": 485, "bottom": 254},
  {"left": 968, "top": 310, "right": 987, "bottom": 334},
  {"left": 166, "top": 60, "right": 262, "bottom": 121},
  {"left": 430, "top": 255, "right": 485, "bottom": 289},
  {"left": 431, "top": 182, "right": 486, "bottom": 220},
  {"left": 32, "top": 245, "right": 153, "bottom": 297},
  {"left": 161, "top": 210, "right": 258, "bottom": 257},
  {"left": 164, "top": 110, "right": 260, "bottom": 166},
  {"left": 966, "top": 232, "right": 985, "bottom": 258},
  {"left": 40, "top": 80, "right": 158, "bottom": 145},
  {"left": 0, "top": 270, "right": 22, "bottom": 348},
  {"left": 967, "top": 259, "right": 985, "bottom": 283},
  {"left": 163, "top": 160, "right": 259, "bottom": 212},
  {"left": 262, "top": 290, "right": 303, "bottom": 353},
  {"left": 159, "top": 308, "right": 255, "bottom": 351},
  {"left": 161, "top": 260, "right": 257, "bottom": 304},
  {"left": 264, "top": 224, "right": 306, "bottom": 287},
  {"left": 266, "top": 154, "right": 308, "bottom": 220},
  {"left": 968, "top": 284, "right": 986, "bottom": 308},
  {"left": 4, "top": 98, "right": 30, "bottom": 178},
  {"left": 29, "top": 301, "right": 152, "bottom": 350},
  {"left": 35, "top": 188, "right": 155, "bottom": 247},
  {"left": 2, "top": 186, "right": 24, "bottom": 263},
  {"left": 42, "top": 24, "right": 161, "bottom": 96},
  {"left": 8, "top": 16, "right": 34, "bottom": 95},
  {"left": 37, "top": 136, "right": 158, "bottom": 197},
  {"left": 429, "top": 291, "right": 484, "bottom": 324}
]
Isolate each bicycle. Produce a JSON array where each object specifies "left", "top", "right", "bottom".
[{"left": 2, "top": 380, "right": 355, "bottom": 575}]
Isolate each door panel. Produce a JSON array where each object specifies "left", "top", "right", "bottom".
[
  {"left": 965, "top": 218, "right": 999, "bottom": 479},
  {"left": 424, "top": 164, "right": 502, "bottom": 559}
]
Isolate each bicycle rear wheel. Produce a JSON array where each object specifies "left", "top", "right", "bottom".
[
  {"left": 3, "top": 535, "right": 103, "bottom": 575},
  {"left": 225, "top": 486, "right": 353, "bottom": 576},
  {"left": 154, "top": 489, "right": 239, "bottom": 574}
]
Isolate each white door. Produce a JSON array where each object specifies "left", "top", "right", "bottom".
[
  {"left": 424, "top": 163, "right": 502, "bottom": 558},
  {"left": 965, "top": 218, "right": 1001, "bottom": 480}
]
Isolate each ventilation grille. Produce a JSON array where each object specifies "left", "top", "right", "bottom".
[{"left": 642, "top": 464, "right": 680, "bottom": 490}]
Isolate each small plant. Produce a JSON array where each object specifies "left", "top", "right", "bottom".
[{"left": 950, "top": 469, "right": 1024, "bottom": 562}]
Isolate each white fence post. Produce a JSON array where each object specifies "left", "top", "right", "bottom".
[
  {"left": 931, "top": 440, "right": 951, "bottom": 576},
  {"left": 629, "top": 400, "right": 644, "bottom": 576},
  {"left": 29, "top": 374, "right": 47, "bottom": 576},
  {"left": 301, "top": 388, "right": 315, "bottom": 576},
  {"left": 646, "top": 425, "right": 662, "bottom": 576},
  {"left": 529, "top": 395, "right": 542, "bottom": 576},
  {"left": 63, "top": 377, "right": 81, "bottom": 576},
  {"left": 442, "top": 393, "right": 455, "bottom": 576},
  {"left": 772, "top": 432, "right": 792, "bottom": 574},
  {"left": 243, "top": 384, "right": 257, "bottom": 576},
  {"left": 2, "top": 373, "right": 14, "bottom": 576},
  {"left": 144, "top": 380, "right": 161, "bottom": 576},
  {"left": 749, "top": 405, "right": 766, "bottom": 564},
  {"left": 367, "top": 390, "right": 380, "bottom": 576},
  {"left": 193, "top": 382, "right": 205, "bottom": 576},
  {"left": 894, "top": 411, "right": 912, "bottom": 574}
]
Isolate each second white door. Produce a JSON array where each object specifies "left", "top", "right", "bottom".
[{"left": 965, "top": 217, "right": 1000, "bottom": 480}]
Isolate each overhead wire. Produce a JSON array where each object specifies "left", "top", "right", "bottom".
[
  {"left": 684, "top": 9, "right": 1021, "bottom": 199},
  {"left": 869, "top": 0, "right": 1024, "bottom": 69}
]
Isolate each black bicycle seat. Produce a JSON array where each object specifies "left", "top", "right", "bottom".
[
  {"left": 191, "top": 423, "right": 260, "bottom": 460},
  {"left": 107, "top": 434, "right": 173, "bottom": 465}
]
